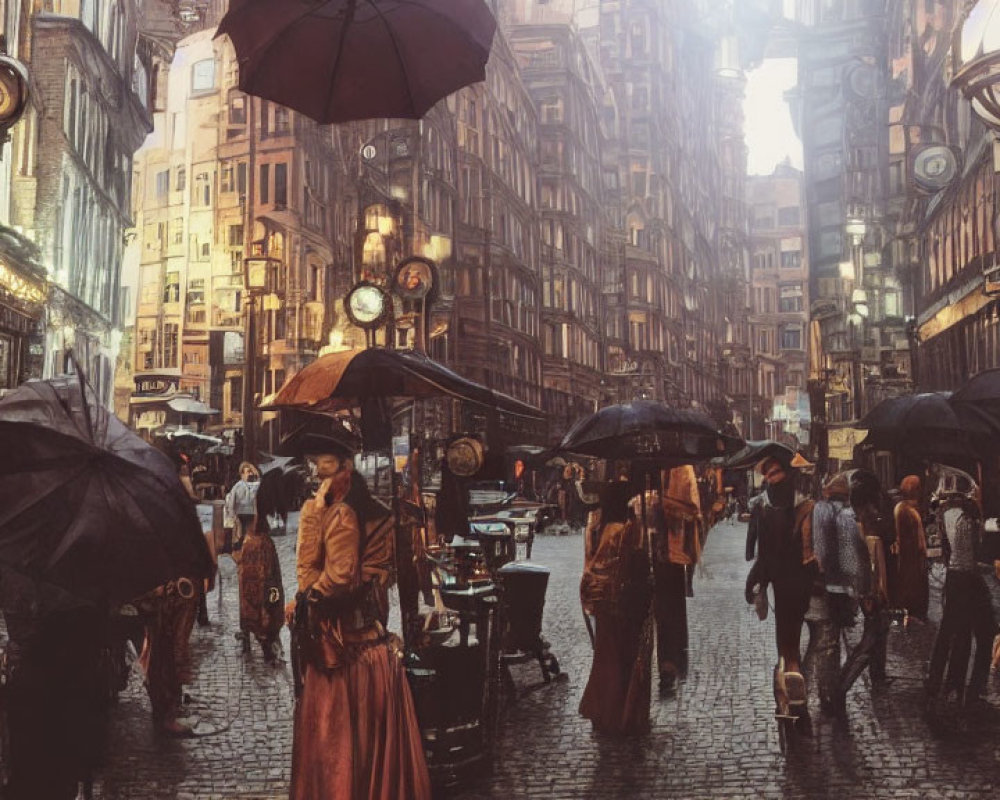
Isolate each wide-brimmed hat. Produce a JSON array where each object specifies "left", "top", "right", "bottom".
[{"left": 277, "top": 422, "right": 360, "bottom": 460}]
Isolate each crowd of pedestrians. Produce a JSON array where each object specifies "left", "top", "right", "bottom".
[{"left": 575, "top": 448, "right": 1000, "bottom": 742}]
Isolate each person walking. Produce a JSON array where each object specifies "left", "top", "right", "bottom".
[
  {"left": 835, "top": 469, "right": 894, "bottom": 710},
  {"left": 745, "top": 453, "right": 817, "bottom": 715},
  {"left": 235, "top": 472, "right": 285, "bottom": 662},
  {"left": 225, "top": 462, "right": 260, "bottom": 553},
  {"left": 808, "top": 472, "right": 872, "bottom": 715},
  {"left": 580, "top": 478, "right": 653, "bottom": 735},
  {"left": 288, "top": 433, "right": 430, "bottom": 799},
  {"left": 926, "top": 495, "right": 997, "bottom": 707},
  {"left": 893, "top": 475, "right": 929, "bottom": 628},
  {"left": 645, "top": 465, "right": 702, "bottom": 696}
]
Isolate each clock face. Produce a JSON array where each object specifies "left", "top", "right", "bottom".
[
  {"left": 345, "top": 283, "right": 387, "bottom": 327},
  {"left": 0, "top": 64, "right": 25, "bottom": 122}
]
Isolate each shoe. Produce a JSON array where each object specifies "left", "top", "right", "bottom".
[
  {"left": 659, "top": 672, "right": 677, "bottom": 697},
  {"left": 783, "top": 671, "right": 807, "bottom": 706},
  {"left": 159, "top": 717, "right": 194, "bottom": 737}
]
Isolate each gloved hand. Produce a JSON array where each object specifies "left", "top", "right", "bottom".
[{"left": 745, "top": 579, "right": 758, "bottom": 606}]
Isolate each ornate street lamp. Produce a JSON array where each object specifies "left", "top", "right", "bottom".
[
  {"left": 241, "top": 239, "right": 280, "bottom": 463},
  {"left": 954, "top": 0, "right": 1000, "bottom": 130}
]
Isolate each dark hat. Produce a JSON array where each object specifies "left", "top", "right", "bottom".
[{"left": 277, "top": 422, "right": 360, "bottom": 459}]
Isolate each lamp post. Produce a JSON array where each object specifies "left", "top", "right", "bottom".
[{"left": 241, "top": 240, "right": 277, "bottom": 464}]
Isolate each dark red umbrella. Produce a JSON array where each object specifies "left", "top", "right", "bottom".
[{"left": 216, "top": 0, "right": 497, "bottom": 124}]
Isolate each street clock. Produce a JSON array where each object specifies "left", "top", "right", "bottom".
[
  {"left": 344, "top": 281, "right": 390, "bottom": 329},
  {"left": 0, "top": 37, "right": 29, "bottom": 149}
]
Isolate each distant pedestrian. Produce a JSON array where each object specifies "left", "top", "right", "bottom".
[
  {"left": 236, "top": 474, "right": 285, "bottom": 662},
  {"left": 225, "top": 462, "right": 260, "bottom": 552},
  {"left": 580, "top": 478, "right": 653, "bottom": 735},
  {"left": 893, "top": 475, "right": 928, "bottom": 628}
]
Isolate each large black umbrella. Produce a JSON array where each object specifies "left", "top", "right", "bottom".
[
  {"left": 857, "top": 392, "right": 998, "bottom": 458},
  {"left": 557, "top": 401, "right": 743, "bottom": 463},
  {"left": 216, "top": 0, "right": 497, "bottom": 124},
  {"left": 0, "top": 372, "right": 214, "bottom": 606},
  {"left": 951, "top": 367, "right": 1000, "bottom": 421}
]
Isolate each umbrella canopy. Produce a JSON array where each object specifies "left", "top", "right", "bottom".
[
  {"left": 557, "top": 401, "right": 743, "bottom": 463},
  {"left": 951, "top": 367, "right": 1000, "bottom": 419},
  {"left": 216, "top": 0, "right": 497, "bottom": 124},
  {"left": 857, "top": 392, "right": 998, "bottom": 458},
  {"left": 720, "top": 440, "right": 797, "bottom": 470},
  {"left": 269, "top": 348, "right": 544, "bottom": 420},
  {"left": 0, "top": 373, "right": 214, "bottom": 606}
]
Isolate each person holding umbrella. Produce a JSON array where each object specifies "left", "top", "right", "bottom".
[
  {"left": 579, "top": 477, "right": 654, "bottom": 735},
  {"left": 286, "top": 431, "right": 430, "bottom": 799}
]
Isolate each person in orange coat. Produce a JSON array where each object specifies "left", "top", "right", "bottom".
[
  {"left": 893, "top": 475, "right": 929, "bottom": 628},
  {"left": 288, "top": 433, "right": 430, "bottom": 800},
  {"left": 579, "top": 479, "right": 653, "bottom": 735}
]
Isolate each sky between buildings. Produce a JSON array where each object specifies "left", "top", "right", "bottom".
[{"left": 743, "top": 57, "right": 803, "bottom": 176}]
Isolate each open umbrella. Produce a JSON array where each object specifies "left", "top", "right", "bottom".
[
  {"left": 857, "top": 392, "right": 998, "bottom": 458},
  {"left": 0, "top": 372, "right": 214, "bottom": 606},
  {"left": 216, "top": 0, "right": 497, "bottom": 124},
  {"left": 950, "top": 367, "right": 1000, "bottom": 421},
  {"left": 720, "top": 440, "right": 797, "bottom": 470},
  {"left": 268, "top": 347, "right": 544, "bottom": 419},
  {"left": 557, "top": 401, "right": 743, "bottom": 463}
]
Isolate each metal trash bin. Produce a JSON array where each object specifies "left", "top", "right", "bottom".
[
  {"left": 497, "top": 562, "right": 560, "bottom": 691},
  {"left": 468, "top": 521, "right": 515, "bottom": 573}
]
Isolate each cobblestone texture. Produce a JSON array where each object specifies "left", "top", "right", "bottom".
[{"left": 93, "top": 514, "right": 1000, "bottom": 799}]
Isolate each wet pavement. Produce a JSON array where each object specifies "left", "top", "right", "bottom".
[{"left": 93, "top": 514, "right": 1000, "bottom": 799}]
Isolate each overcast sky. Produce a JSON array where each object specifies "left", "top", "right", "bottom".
[{"left": 743, "top": 58, "right": 803, "bottom": 176}]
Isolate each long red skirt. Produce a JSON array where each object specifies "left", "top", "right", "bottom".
[{"left": 290, "top": 640, "right": 431, "bottom": 800}]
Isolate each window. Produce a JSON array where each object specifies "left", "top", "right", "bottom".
[
  {"left": 229, "top": 93, "right": 246, "bottom": 125},
  {"left": 187, "top": 278, "right": 205, "bottom": 305},
  {"left": 201, "top": 242, "right": 210, "bottom": 259},
  {"left": 781, "top": 250, "right": 801, "bottom": 268},
  {"left": 237, "top": 162, "right": 247, "bottom": 197},
  {"left": 155, "top": 170, "right": 169, "bottom": 197},
  {"left": 779, "top": 285, "right": 803, "bottom": 312},
  {"left": 175, "top": 166, "right": 186, "bottom": 192},
  {"left": 229, "top": 225, "right": 244, "bottom": 247},
  {"left": 163, "top": 323, "right": 179, "bottom": 367},
  {"left": 274, "top": 162, "right": 287, "bottom": 207},
  {"left": 781, "top": 326, "right": 802, "bottom": 350},
  {"left": 172, "top": 217, "right": 183, "bottom": 244},
  {"left": 260, "top": 163, "right": 270, "bottom": 204},
  {"left": 191, "top": 59, "right": 216, "bottom": 93},
  {"left": 777, "top": 206, "right": 800, "bottom": 226},
  {"left": 274, "top": 106, "right": 290, "bottom": 134},
  {"left": 163, "top": 272, "right": 180, "bottom": 303}
]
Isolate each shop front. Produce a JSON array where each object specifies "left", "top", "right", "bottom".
[{"left": 0, "top": 250, "right": 47, "bottom": 392}]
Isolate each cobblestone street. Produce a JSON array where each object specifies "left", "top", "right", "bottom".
[{"left": 94, "top": 514, "right": 1000, "bottom": 799}]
